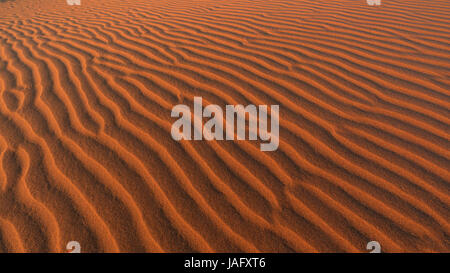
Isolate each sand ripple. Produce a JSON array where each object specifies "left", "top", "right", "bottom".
[{"left": 0, "top": 0, "right": 448, "bottom": 252}]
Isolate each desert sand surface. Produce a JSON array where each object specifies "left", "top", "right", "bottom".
[{"left": 0, "top": 0, "right": 449, "bottom": 253}]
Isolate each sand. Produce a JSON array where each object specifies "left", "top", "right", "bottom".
[{"left": 0, "top": 0, "right": 448, "bottom": 253}]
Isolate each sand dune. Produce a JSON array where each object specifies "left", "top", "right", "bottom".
[{"left": 0, "top": 0, "right": 448, "bottom": 252}]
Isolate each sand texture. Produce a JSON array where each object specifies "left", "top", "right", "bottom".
[{"left": 0, "top": 0, "right": 449, "bottom": 252}]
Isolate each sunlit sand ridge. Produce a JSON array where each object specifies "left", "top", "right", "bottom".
[{"left": 0, "top": 0, "right": 448, "bottom": 252}]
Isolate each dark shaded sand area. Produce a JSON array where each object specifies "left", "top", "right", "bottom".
[{"left": 0, "top": 0, "right": 448, "bottom": 252}]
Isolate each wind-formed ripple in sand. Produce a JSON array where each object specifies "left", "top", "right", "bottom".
[{"left": 0, "top": 0, "right": 448, "bottom": 252}]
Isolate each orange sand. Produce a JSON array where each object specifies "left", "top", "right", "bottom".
[{"left": 0, "top": 0, "right": 448, "bottom": 252}]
